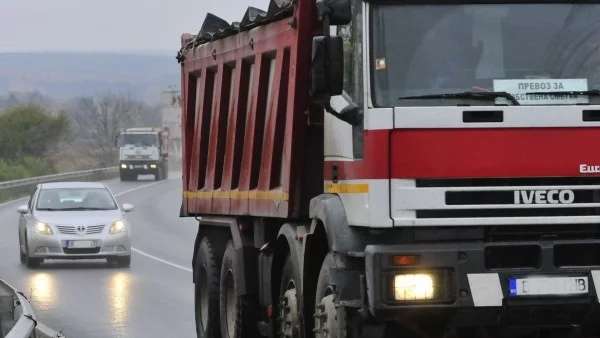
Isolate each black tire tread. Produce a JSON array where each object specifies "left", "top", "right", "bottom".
[
  {"left": 116, "top": 255, "right": 131, "bottom": 267},
  {"left": 196, "top": 237, "right": 221, "bottom": 338},
  {"left": 219, "top": 241, "right": 258, "bottom": 338}
]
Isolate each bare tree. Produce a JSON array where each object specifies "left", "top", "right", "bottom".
[{"left": 68, "top": 90, "right": 144, "bottom": 167}]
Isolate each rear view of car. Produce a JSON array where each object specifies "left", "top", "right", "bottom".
[{"left": 17, "top": 182, "right": 134, "bottom": 268}]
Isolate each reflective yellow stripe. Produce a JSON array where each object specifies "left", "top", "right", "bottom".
[
  {"left": 184, "top": 190, "right": 289, "bottom": 201},
  {"left": 324, "top": 183, "right": 369, "bottom": 194}
]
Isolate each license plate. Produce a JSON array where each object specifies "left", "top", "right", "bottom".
[
  {"left": 134, "top": 165, "right": 144, "bottom": 169},
  {"left": 66, "top": 240, "right": 96, "bottom": 249},
  {"left": 509, "top": 276, "right": 588, "bottom": 296}
]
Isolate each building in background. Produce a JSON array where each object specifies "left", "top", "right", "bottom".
[{"left": 160, "top": 89, "right": 182, "bottom": 167}]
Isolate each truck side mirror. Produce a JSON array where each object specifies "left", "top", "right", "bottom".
[
  {"left": 310, "top": 35, "right": 344, "bottom": 101},
  {"left": 316, "top": 0, "right": 352, "bottom": 26},
  {"left": 114, "top": 134, "right": 119, "bottom": 147}
]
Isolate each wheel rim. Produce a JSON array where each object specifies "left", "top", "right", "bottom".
[
  {"left": 314, "top": 292, "right": 338, "bottom": 338},
  {"left": 198, "top": 266, "right": 209, "bottom": 330},
  {"left": 279, "top": 280, "right": 299, "bottom": 338},
  {"left": 225, "top": 270, "right": 237, "bottom": 337}
]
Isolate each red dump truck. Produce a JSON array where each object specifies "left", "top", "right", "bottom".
[{"left": 177, "top": 0, "right": 600, "bottom": 337}]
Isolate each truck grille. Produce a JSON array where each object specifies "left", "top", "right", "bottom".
[
  {"left": 56, "top": 225, "right": 105, "bottom": 235},
  {"left": 415, "top": 177, "right": 600, "bottom": 219},
  {"left": 124, "top": 155, "right": 151, "bottom": 159}
]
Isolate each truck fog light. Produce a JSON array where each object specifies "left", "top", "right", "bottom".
[{"left": 394, "top": 273, "right": 434, "bottom": 300}]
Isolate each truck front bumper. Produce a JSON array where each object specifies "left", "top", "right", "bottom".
[
  {"left": 120, "top": 161, "right": 159, "bottom": 174},
  {"left": 363, "top": 239, "right": 600, "bottom": 328}
]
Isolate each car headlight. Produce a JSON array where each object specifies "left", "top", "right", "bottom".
[
  {"left": 109, "top": 220, "right": 126, "bottom": 234},
  {"left": 34, "top": 222, "right": 53, "bottom": 235}
]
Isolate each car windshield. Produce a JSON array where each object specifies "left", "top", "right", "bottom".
[
  {"left": 370, "top": 3, "right": 600, "bottom": 107},
  {"left": 36, "top": 187, "right": 118, "bottom": 211},
  {"left": 120, "top": 133, "right": 158, "bottom": 147}
]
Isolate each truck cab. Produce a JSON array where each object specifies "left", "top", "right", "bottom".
[
  {"left": 116, "top": 127, "right": 169, "bottom": 181},
  {"left": 178, "top": 0, "right": 600, "bottom": 337}
]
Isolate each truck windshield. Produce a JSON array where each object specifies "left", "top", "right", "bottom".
[
  {"left": 370, "top": 3, "right": 600, "bottom": 107},
  {"left": 120, "top": 133, "right": 158, "bottom": 147}
]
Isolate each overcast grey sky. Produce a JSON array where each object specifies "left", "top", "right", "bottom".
[{"left": 0, "top": 0, "right": 268, "bottom": 53}]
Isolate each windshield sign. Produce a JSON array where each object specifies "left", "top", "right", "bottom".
[{"left": 370, "top": 4, "right": 600, "bottom": 107}]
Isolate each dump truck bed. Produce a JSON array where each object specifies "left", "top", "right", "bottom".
[{"left": 179, "top": 0, "right": 324, "bottom": 218}]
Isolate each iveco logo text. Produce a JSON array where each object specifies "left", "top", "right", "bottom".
[
  {"left": 514, "top": 190, "right": 575, "bottom": 204},
  {"left": 580, "top": 164, "right": 600, "bottom": 174}
]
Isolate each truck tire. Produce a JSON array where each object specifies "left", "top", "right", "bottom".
[
  {"left": 278, "top": 255, "right": 302, "bottom": 338},
  {"left": 314, "top": 253, "right": 351, "bottom": 338},
  {"left": 219, "top": 241, "right": 258, "bottom": 338},
  {"left": 195, "top": 237, "right": 221, "bottom": 338}
]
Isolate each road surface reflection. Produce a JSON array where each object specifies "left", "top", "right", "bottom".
[
  {"left": 109, "top": 272, "right": 131, "bottom": 332},
  {"left": 29, "top": 272, "right": 56, "bottom": 311}
]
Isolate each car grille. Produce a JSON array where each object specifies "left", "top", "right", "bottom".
[{"left": 55, "top": 225, "right": 106, "bottom": 235}]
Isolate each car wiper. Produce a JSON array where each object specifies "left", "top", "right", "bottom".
[
  {"left": 525, "top": 89, "right": 600, "bottom": 97},
  {"left": 398, "top": 91, "right": 520, "bottom": 105},
  {"left": 36, "top": 208, "right": 59, "bottom": 211},
  {"left": 53, "top": 207, "right": 110, "bottom": 211}
]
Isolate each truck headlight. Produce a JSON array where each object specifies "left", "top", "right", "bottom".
[
  {"left": 121, "top": 164, "right": 127, "bottom": 169},
  {"left": 393, "top": 273, "right": 434, "bottom": 300},
  {"left": 150, "top": 164, "right": 157, "bottom": 168},
  {"left": 34, "top": 222, "right": 53, "bottom": 235},
  {"left": 109, "top": 220, "right": 126, "bottom": 234}
]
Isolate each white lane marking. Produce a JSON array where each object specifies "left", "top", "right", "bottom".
[
  {"left": 113, "top": 181, "right": 163, "bottom": 197},
  {"left": 114, "top": 180, "right": 192, "bottom": 273},
  {"left": 131, "top": 248, "right": 192, "bottom": 273}
]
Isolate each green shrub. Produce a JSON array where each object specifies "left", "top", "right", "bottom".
[{"left": 0, "top": 157, "right": 55, "bottom": 182}]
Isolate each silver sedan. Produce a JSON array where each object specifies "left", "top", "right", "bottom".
[{"left": 17, "top": 181, "right": 134, "bottom": 268}]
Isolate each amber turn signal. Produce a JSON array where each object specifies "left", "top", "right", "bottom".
[{"left": 391, "top": 255, "right": 418, "bottom": 266}]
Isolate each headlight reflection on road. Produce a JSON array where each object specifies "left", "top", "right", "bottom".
[
  {"left": 29, "top": 273, "right": 56, "bottom": 310},
  {"left": 110, "top": 272, "right": 131, "bottom": 328}
]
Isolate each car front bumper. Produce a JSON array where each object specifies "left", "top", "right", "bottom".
[
  {"left": 363, "top": 239, "right": 600, "bottom": 328},
  {"left": 28, "top": 231, "right": 131, "bottom": 259}
]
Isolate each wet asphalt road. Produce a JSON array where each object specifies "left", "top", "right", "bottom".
[{"left": 0, "top": 172, "right": 198, "bottom": 338}]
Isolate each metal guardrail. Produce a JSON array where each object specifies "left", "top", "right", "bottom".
[
  {"left": 0, "top": 280, "right": 65, "bottom": 338},
  {"left": 0, "top": 167, "right": 119, "bottom": 203}
]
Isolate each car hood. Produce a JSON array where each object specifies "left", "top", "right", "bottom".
[{"left": 34, "top": 210, "right": 124, "bottom": 226}]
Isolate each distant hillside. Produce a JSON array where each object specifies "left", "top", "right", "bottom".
[{"left": 0, "top": 52, "right": 180, "bottom": 103}]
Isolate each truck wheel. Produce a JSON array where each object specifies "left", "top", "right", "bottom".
[
  {"left": 278, "top": 255, "right": 302, "bottom": 338},
  {"left": 314, "top": 253, "right": 351, "bottom": 338},
  {"left": 155, "top": 168, "right": 163, "bottom": 181},
  {"left": 219, "top": 241, "right": 257, "bottom": 338},
  {"left": 195, "top": 237, "right": 221, "bottom": 338}
]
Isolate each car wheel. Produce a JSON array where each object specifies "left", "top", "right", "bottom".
[
  {"left": 19, "top": 234, "right": 25, "bottom": 264},
  {"left": 116, "top": 255, "right": 131, "bottom": 267},
  {"left": 24, "top": 233, "right": 42, "bottom": 268},
  {"left": 19, "top": 247, "right": 25, "bottom": 264}
]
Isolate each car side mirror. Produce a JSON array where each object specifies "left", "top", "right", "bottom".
[
  {"left": 16, "top": 205, "right": 28, "bottom": 215},
  {"left": 122, "top": 203, "right": 134, "bottom": 213}
]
